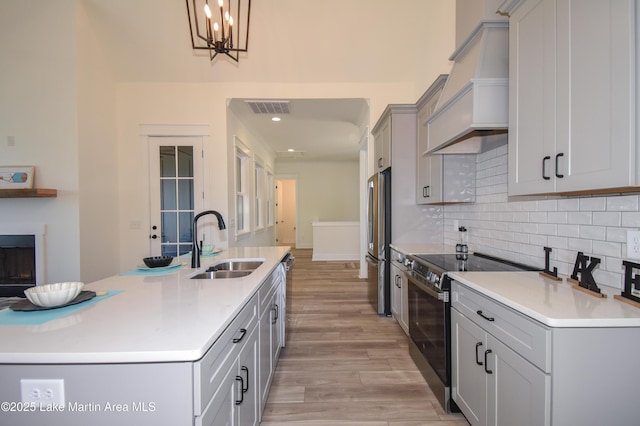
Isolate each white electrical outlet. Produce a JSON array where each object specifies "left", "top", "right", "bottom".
[
  {"left": 20, "top": 379, "right": 65, "bottom": 406},
  {"left": 453, "top": 220, "right": 459, "bottom": 232},
  {"left": 627, "top": 230, "right": 640, "bottom": 260}
]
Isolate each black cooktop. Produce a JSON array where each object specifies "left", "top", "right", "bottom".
[{"left": 412, "top": 252, "right": 539, "bottom": 273}]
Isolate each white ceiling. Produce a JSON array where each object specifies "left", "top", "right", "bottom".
[
  {"left": 227, "top": 98, "right": 369, "bottom": 162},
  {"left": 82, "top": 1, "right": 455, "bottom": 162}
]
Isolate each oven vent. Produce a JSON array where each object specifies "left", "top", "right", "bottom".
[{"left": 245, "top": 100, "right": 290, "bottom": 115}]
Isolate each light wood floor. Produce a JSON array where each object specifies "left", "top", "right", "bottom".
[{"left": 261, "top": 248, "right": 469, "bottom": 426}]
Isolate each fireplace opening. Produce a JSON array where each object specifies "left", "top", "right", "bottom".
[{"left": 0, "top": 235, "right": 36, "bottom": 297}]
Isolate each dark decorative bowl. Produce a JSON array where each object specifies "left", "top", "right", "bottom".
[{"left": 143, "top": 256, "right": 174, "bottom": 268}]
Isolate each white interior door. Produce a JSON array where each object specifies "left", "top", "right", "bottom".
[
  {"left": 148, "top": 137, "right": 204, "bottom": 256},
  {"left": 276, "top": 179, "right": 297, "bottom": 246}
]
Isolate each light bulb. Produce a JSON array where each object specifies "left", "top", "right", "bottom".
[
  {"left": 204, "top": 4, "right": 212, "bottom": 18},
  {"left": 225, "top": 11, "right": 230, "bottom": 21},
  {"left": 213, "top": 22, "right": 219, "bottom": 31},
  {"left": 229, "top": 16, "right": 234, "bottom": 26},
  {"left": 218, "top": 0, "right": 224, "bottom": 7}
]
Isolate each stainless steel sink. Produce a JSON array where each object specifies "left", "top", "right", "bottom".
[
  {"left": 190, "top": 270, "right": 253, "bottom": 279},
  {"left": 189, "top": 259, "right": 264, "bottom": 279},
  {"left": 207, "top": 261, "right": 263, "bottom": 272}
]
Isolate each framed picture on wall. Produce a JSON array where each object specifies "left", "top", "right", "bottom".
[{"left": 0, "top": 166, "right": 34, "bottom": 189}]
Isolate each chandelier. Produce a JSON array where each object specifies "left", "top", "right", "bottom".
[{"left": 186, "top": 0, "right": 251, "bottom": 62}]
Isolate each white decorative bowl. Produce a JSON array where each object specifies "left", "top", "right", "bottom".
[{"left": 24, "top": 282, "right": 84, "bottom": 308}]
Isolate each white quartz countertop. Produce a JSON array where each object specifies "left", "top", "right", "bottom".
[
  {"left": 0, "top": 246, "right": 290, "bottom": 364},
  {"left": 449, "top": 271, "right": 640, "bottom": 328},
  {"left": 390, "top": 243, "right": 457, "bottom": 255}
]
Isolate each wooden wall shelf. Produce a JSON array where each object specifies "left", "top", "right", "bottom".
[{"left": 0, "top": 188, "right": 57, "bottom": 198}]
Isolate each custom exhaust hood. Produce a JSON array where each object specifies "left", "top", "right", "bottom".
[{"left": 427, "top": 4, "right": 509, "bottom": 155}]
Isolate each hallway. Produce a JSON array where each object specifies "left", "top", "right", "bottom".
[{"left": 260, "top": 249, "right": 468, "bottom": 425}]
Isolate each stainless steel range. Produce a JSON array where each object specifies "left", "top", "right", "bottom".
[{"left": 405, "top": 252, "right": 538, "bottom": 412}]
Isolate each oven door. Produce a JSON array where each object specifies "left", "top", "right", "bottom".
[{"left": 407, "top": 273, "right": 449, "bottom": 387}]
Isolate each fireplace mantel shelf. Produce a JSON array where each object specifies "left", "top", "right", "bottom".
[{"left": 0, "top": 188, "right": 57, "bottom": 198}]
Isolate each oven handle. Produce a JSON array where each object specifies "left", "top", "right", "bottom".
[{"left": 406, "top": 272, "right": 447, "bottom": 302}]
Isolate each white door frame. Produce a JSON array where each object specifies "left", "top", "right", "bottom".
[{"left": 140, "top": 125, "right": 210, "bottom": 256}]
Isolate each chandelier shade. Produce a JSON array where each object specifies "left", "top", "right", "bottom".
[{"left": 186, "top": 0, "right": 251, "bottom": 62}]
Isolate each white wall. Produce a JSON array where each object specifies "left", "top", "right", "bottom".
[
  {"left": 444, "top": 138, "right": 640, "bottom": 291},
  {"left": 77, "top": 1, "right": 120, "bottom": 282},
  {"left": 226, "top": 104, "right": 278, "bottom": 247},
  {"left": 0, "top": 1, "right": 83, "bottom": 284},
  {"left": 274, "top": 160, "right": 360, "bottom": 249}
]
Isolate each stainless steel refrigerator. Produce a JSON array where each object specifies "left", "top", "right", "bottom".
[{"left": 365, "top": 168, "right": 391, "bottom": 315}]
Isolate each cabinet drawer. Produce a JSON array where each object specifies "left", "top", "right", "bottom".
[
  {"left": 451, "top": 281, "right": 551, "bottom": 372},
  {"left": 193, "top": 294, "right": 258, "bottom": 415}
]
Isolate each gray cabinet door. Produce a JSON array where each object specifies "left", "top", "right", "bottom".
[
  {"left": 486, "top": 334, "right": 550, "bottom": 426},
  {"left": 237, "top": 326, "right": 259, "bottom": 426},
  {"left": 451, "top": 308, "right": 487, "bottom": 426},
  {"left": 196, "top": 361, "right": 237, "bottom": 426}
]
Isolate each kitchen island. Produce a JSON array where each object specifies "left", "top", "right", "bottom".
[
  {"left": 0, "top": 246, "right": 290, "bottom": 426},
  {"left": 449, "top": 271, "right": 640, "bottom": 426}
]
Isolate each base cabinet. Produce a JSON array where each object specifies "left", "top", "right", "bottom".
[
  {"left": 452, "top": 301, "right": 551, "bottom": 426},
  {"left": 258, "top": 272, "right": 284, "bottom": 414},
  {"left": 0, "top": 265, "right": 287, "bottom": 426},
  {"left": 390, "top": 260, "right": 408, "bottom": 334},
  {"left": 451, "top": 279, "right": 640, "bottom": 426},
  {"left": 198, "top": 325, "right": 259, "bottom": 426}
]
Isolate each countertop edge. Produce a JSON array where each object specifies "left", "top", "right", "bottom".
[{"left": 449, "top": 271, "right": 640, "bottom": 328}]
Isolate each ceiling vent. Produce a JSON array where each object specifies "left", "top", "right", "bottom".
[{"left": 245, "top": 100, "right": 290, "bottom": 115}]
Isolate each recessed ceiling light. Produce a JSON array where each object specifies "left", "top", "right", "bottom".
[
  {"left": 287, "top": 148, "right": 295, "bottom": 152},
  {"left": 271, "top": 116, "right": 281, "bottom": 122}
]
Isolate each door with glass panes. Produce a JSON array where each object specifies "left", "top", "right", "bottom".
[{"left": 149, "top": 137, "right": 204, "bottom": 257}]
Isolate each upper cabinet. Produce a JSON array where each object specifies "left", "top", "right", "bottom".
[
  {"left": 373, "top": 117, "right": 392, "bottom": 171},
  {"left": 503, "top": 0, "right": 639, "bottom": 196},
  {"left": 416, "top": 76, "right": 476, "bottom": 205}
]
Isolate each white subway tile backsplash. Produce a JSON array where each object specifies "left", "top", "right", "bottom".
[
  {"left": 557, "top": 224, "right": 580, "bottom": 238},
  {"left": 606, "top": 227, "right": 628, "bottom": 243},
  {"left": 538, "top": 224, "right": 557, "bottom": 236},
  {"left": 606, "top": 195, "right": 639, "bottom": 211},
  {"left": 567, "top": 211, "right": 592, "bottom": 225},
  {"left": 592, "top": 241, "right": 621, "bottom": 258},
  {"left": 557, "top": 198, "right": 580, "bottom": 211},
  {"left": 547, "top": 212, "right": 568, "bottom": 224},
  {"left": 592, "top": 212, "right": 621, "bottom": 227},
  {"left": 580, "top": 225, "right": 606, "bottom": 241},
  {"left": 579, "top": 197, "right": 606, "bottom": 211},
  {"left": 547, "top": 236, "right": 568, "bottom": 249},
  {"left": 537, "top": 200, "right": 557, "bottom": 211},
  {"left": 567, "top": 238, "right": 593, "bottom": 253},
  {"left": 529, "top": 234, "right": 548, "bottom": 247},
  {"left": 604, "top": 256, "right": 625, "bottom": 273},
  {"left": 621, "top": 212, "right": 640, "bottom": 227},
  {"left": 530, "top": 212, "right": 548, "bottom": 223},
  {"left": 442, "top": 146, "right": 640, "bottom": 290}
]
